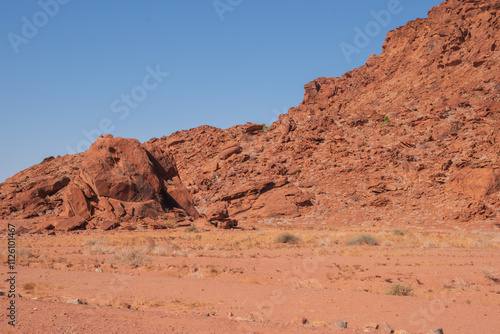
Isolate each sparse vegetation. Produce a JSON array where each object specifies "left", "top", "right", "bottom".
[
  {"left": 345, "top": 234, "right": 379, "bottom": 246},
  {"left": 81, "top": 238, "right": 108, "bottom": 247},
  {"left": 108, "top": 247, "right": 151, "bottom": 267},
  {"left": 86, "top": 244, "right": 113, "bottom": 255},
  {"left": 82, "top": 238, "right": 112, "bottom": 255},
  {"left": 274, "top": 232, "right": 300, "bottom": 244},
  {"left": 387, "top": 283, "right": 413, "bottom": 296},
  {"left": 161, "top": 220, "right": 178, "bottom": 229},
  {"left": 262, "top": 123, "right": 269, "bottom": 131},
  {"left": 391, "top": 229, "right": 406, "bottom": 236},
  {"left": 185, "top": 225, "right": 199, "bottom": 233},
  {"left": 22, "top": 282, "right": 36, "bottom": 291},
  {"left": 381, "top": 115, "right": 391, "bottom": 125},
  {"left": 150, "top": 242, "right": 177, "bottom": 256}
]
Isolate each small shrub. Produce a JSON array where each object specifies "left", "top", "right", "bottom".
[
  {"left": 151, "top": 243, "right": 176, "bottom": 256},
  {"left": 318, "top": 238, "right": 332, "bottom": 246},
  {"left": 82, "top": 238, "right": 111, "bottom": 255},
  {"left": 381, "top": 115, "right": 391, "bottom": 125},
  {"left": 345, "top": 234, "right": 379, "bottom": 246},
  {"left": 262, "top": 124, "right": 269, "bottom": 131},
  {"left": 423, "top": 240, "right": 437, "bottom": 248},
  {"left": 172, "top": 249, "right": 190, "bottom": 257},
  {"left": 185, "top": 225, "right": 199, "bottom": 233},
  {"left": 81, "top": 238, "right": 108, "bottom": 247},
  {"left": 387, "top": 283, "right": 413, "bottom": 296},
  {"left": 22, "top": 282, "right": 36, "bottom": 291},
  {"left": 108, "top": 247, "right": 151, "bottom": 267},
  {"left": 162, "top": 220, "right": 178, "bottom": 229},
  {"left": 274, "top": 233, "right": 300, "bottom": 244},
  {"left": 86, "top": 244, "right": 113, "bottom": 255},
  {"left": 391, "top": 229, "right": 405, "bottom": 236}
]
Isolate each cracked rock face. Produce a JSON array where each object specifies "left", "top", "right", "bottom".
[
  {"left": 0, "top": 135, "right": 199, "bottom": 231},
  {"left": 1, "top": 0, "right": 499, "bottom": 231}
]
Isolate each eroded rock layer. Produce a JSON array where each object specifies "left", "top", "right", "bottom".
[{"left": 1, "top": 0, "right": 499, "bottom": 231}]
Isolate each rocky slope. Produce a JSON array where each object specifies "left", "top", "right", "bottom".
[{"left": 1, "top": 0, "right": 499, "bottom": 231}]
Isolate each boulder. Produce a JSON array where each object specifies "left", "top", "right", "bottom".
[
  {"left": 63, "top": 182, "right": 91, "bottom": 219},
  {"left": 54, "top": 216, "right": 87, "bottom": 231},
  {"left": 80, "top": 136, "right": 164, "bottom": 203},
  {"left": 218, "top": 144, "right": 242, "bottom": 160}
]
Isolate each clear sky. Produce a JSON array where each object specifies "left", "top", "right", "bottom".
[{"left": 0, "top": 0, "right": 442, "bottom": 183}]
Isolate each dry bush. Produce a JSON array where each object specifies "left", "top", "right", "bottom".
[
  {"left": 82, "top": 238, "right": 112, "bottom": 255},
  {"left": 318, "top": 237, "right": 332, "bottom": 246},
  {"left": 204, "top": 244, "right": 215, "bottom": 251},
  {"left": 86, "top": 244, "right": 113, "bottom": 255},
  {"left": 159, "top": 220, "right": 178, "bottom": 229},
  {"left": 345, "top": 234, "right": 379, "bottom": 246},
  {"left": 387, "top": 283, "right": 413, "bottom": 296},
  {"left": 108, "top": 247, "right": 151, "bottom": 267},
  {"left": 171, "top": 249, "right": 190, "bottom": 257},
  {"left": 22, "top": 282, "right": 36, "bottom": 291},
  {"left": 392, "top": 229, "right": 406, "bottom": 236},
  {"left": 81, "top": 238, "right": 108, "bottom": 247},
  {"left": 274, "top": 232, "right": 300, "bottom": 244},
  {"left": 184, "top": 225, "right": 199, "bottom": 233},
  {"left": 423, "top": 240, "right": 437, "bottom": 248},
  {"left": 151, "top": 243, "right": 177, "bottom": 256}
]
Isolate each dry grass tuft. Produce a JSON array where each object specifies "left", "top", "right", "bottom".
[
  {"left": 108, "top": 247, "right": 151, "bottom": 267},
  {"left": 82, "top": 238, "right": 112, "bottom": 255},
  {"left": 387, "top": 283, "right": 413, "bottom": 296},
  {"left": 274, "top": 232, "right": 300, "bottom": 244},
  {"left": 150, "top": 243, "right": 177, "bottom": 256},
  {"left": 22, "top": 282, "right": 36, "bottom": 291},
  {"left": 391, "top": 229, "right": 406, "bottom": 236},
  {"left": 345, "top": 234, "right": 379, "bottom": 246},
  {"left": 161, "top": 220, "right": 179, "bottom": 229},
  {"left": 81, "top": 238, "right": 108, "bottom": 247},
  {"left": 185, "top": 225, "right": 199, "bottom": 233}
]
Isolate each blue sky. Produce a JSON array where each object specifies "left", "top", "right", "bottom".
[{"left": 0, "top": 0, "right": 442, "bottom": 182}]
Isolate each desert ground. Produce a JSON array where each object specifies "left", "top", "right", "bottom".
[{"left": 1, "top": 220, "right": 499, "bottom": 334}]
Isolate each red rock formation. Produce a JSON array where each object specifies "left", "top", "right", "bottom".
[
  {"left": 0, "top": 0, "right": 498, "bottom": 231},
  {"left": 0, "top": 136, "right": 199, "bottom": 231},
  {"left": 158, "top": 0, "right": 499, "bottom": 226}
]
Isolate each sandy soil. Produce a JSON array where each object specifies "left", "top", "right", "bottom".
[{"left": 1, "top": 222, "right": 499, "bottom": 333}]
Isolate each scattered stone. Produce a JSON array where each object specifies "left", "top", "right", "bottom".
[
  {"left": 428, "top": 329, "right": 444, "bottom": 334},
  {"left": 364, "top": 322, "right": 379, "bottom": 330},
  {"left": 333, "top": 320, "right": 348, "bottom": 329},
  {"left": 0, "top": 290, "right": 5, "bottom": 296},
  {"left": 54, "top": 216, "right": 88, "bottom": 232},
  {"left": 66, "top": 299, "right": 83, "bottom": 305},
  {"left": 217, "top": 219, "right": 238, "bottom": 229},
  {"left": 244, "top": 123, "right": 265, "bottom": 133},
  {"left": 218, "top": 144, "right": 242, "bottom": 160},
  {"left": 100, "top": 220, "right": 120, "bottom": 231},
  {"left": 380, "top": 322, "right": 394, "bottom": 334}
]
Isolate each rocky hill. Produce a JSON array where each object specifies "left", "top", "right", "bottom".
[{"left": 1, "top": 0, "right": 499, "bottom": 232}]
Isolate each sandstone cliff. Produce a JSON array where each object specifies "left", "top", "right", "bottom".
[{"left": 1, "top": 0, "right": 498, "bottom": 231}]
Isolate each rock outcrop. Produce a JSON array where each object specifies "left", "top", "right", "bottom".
[
  {"left": 0, "top": 0, "right": 499, "bottom": 231},
  {"left": 0, "top": 136, "right": 199, "bottom": 231}
]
